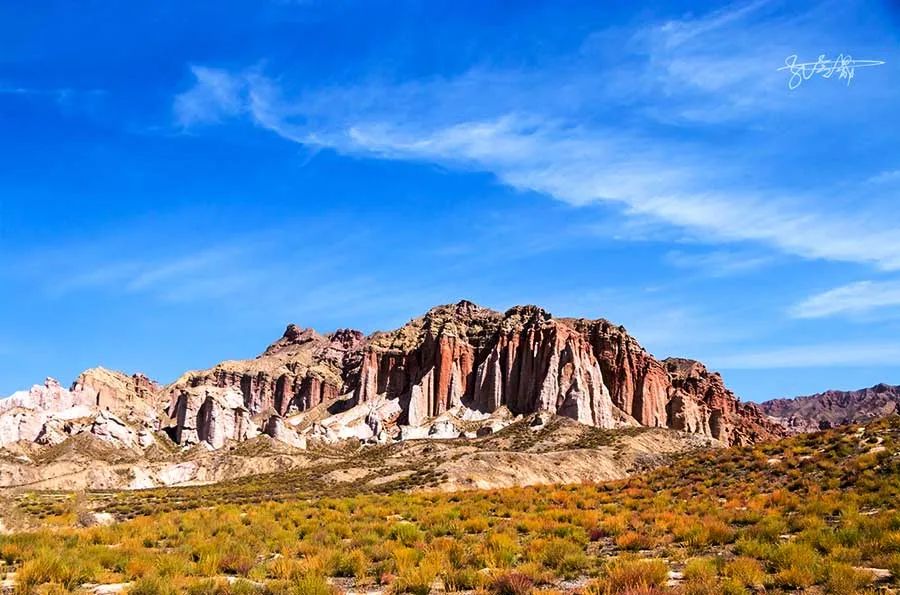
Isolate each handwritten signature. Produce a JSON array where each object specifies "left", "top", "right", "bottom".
[{"left": 778, "top": 54, "right": 885, "bottom": 90}]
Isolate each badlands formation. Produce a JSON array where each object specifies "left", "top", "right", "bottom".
[{"left": 0, "top": 301, "right": 785, "bottom": 490}]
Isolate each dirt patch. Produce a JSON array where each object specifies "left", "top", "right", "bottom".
[
  {"left": 369, "top": 469, "right": 416, "bottom": 486},
  {"left": 323, "top": 467, "right": 370, "bottom": 483}
]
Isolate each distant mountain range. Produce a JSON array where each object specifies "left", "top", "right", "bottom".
[{"left": 760, "top": 383, "right": 900, "bottom": 433}]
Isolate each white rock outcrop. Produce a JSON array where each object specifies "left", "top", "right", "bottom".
[
  {"left": 0, "top": 408, "right": 46, "bottom": 447},
  {"left": 263, "top": 416, "right": 307, "bottom": 448},
  {"left": 166, "top": 386, "right": 258, "bottom": 449}
]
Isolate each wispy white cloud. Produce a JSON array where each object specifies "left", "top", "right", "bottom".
[
  {"left": 174, "top": 66, "right": 249, "bottom": 127},
  {"left": 125, "top": 247, "right": 247, "bottom": 291},
  {"left": 868, "top": 169, "right": 900, "bottom": 184},
  {"left": 191, "top": 81, "right": 900, "bottom": 268},
  {"left": 3, "top": 218, "right": 471, "bottom": 330},
  {"left": 791, "top": 280, "right": 900, "bottom": 319},
  {"left": 711, "top": 340, "right": 900, "bottom": 369},
  {"left": 170, "top": 2, "right": 900, "bottom": 271},
  {"left": 664, "top": 249, "right": 773, "bottom": 277},
  {"left": 657, "top": 0, "right": 772, "bottom": 47},
  {"left": 43, "top": 243, "right": 261, "bottom": 303},
  {"left": 633, "top": 0, "right": 792, "bottom": 123},
  {"left": 0, "top": 84, "right": 108, "bottom": 122}
]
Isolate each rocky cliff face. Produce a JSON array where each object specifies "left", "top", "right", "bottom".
[
  {"left": 160, "top": 301, "right": 783, "bottom": 446},
  {"left": 355, "top": 304, "right": 614, "bottom": 429},
  {"left": 760, "top": 383, "right": 900, "bottom": 433},
  {"left": 166, "top": 326, "right": 362, "bottom": 418},
  {"left": 0, "top": 301, "right": 785, "bottom": 452}
]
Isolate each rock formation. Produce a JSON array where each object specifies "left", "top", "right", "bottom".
[
  {"left": 0, "top": 377, "right": 91, "bottom": 415},
  {"left": 662, "top": 358, "right": 778, "bottom": 446},
  {"left": 355, "top": 304, "right": 615, "bottom": 429},
  {"left": 760, "top": 383, "right": 900, "bottom": 433},
  {"left": 0, "top": 375, "right": 158, "bottom": 450},
  {"left": 73, "top": 368, "right": 161, "bottom": 416},
  {"left": 160, "top": 301, "right": 783, "bottom": 447},
  {"left": 167, "top": 386, "right": 259, "bottom": 449},
  {"left": 166, "top": 326, "right": 361, "bottom": 418},
  {"left": 0, "top": 301, "right": 785, "bottom": 453}
]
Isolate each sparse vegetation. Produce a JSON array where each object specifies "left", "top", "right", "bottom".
[{"left": 2, "top": 417, "right": 900, "bottom": 593}]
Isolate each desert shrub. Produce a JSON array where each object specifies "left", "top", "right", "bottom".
[
  {"left": 0, "top": 542, "right": 24, "bottom": 564},
  {"left": 218, "top": 544, "right": 256, "bottom": 576},
  {"left": 392, "top": 552, "right": 442, "bottom": 595},
  {"left": 682, "top": 558, "right": 717, "bottom": 582},
  {"left": 287, "top": 572, "right": 336, "bottom": 595},
  {"left": 187, "top": 579, "right": 229, "bottom": 595},
  {"left": 773, "top": 565, "right": 816, "bottom": 589},
  {"left": 56, "top": 583, "right": 80, "bottom": 595},
  {"left": 532, "top": 538, "right": 588, "bottom": 577},
  {"left": 732, "top": 537, "right": 774, "bottom": 560},
  {"left": 599, "top": 514, "right": 629, "bottom": 537},
  {"left": 129, "top": 574, "right": 179, "bottom": 595},
  {"left": 328, "top": 548, "right": 368, "bottom": 578},
  {"left": 461, "top": 517, "right": 490, "bottom": 534},
  {"left": 584, "top": 585, "right": 666, "bottom": 595},
  {"left": 482, "top": 533, "right": 521, "bottom": 568},
  {"left": 821, "top": 561, "right": 875, "bottom": 595},
  {"left": 825, "top": 545, "right": 863, "bottom": 565},
  {"left": 267, "top": 556, "right": 306, "bottom": 581},
  {"left": 721, "top": 556, "right": 765, "bottom": 588},
  {"left": 718, "top": 578, "right": 750, "bottom": 595},
  {"left": 679, "top": 557, "right": 720, "bottom": 595},
  {"left": 615, "top": 531, "right": 653, "bottom": 551},
  {"left": 771, "top": 541, "right": 820, "bottom": 574},
  {"left": 600, "top": 558, "right": 668, "bottom": 594},
  {"left": 701, "top": 518, "right": 735, "bottom": 545},
  {"left": 441, "top": 567, "right": 483, "bottom": 591},
  {"left": 747, "top": 515, "right": 788, "bottom": 542},
  {"left": 489, "top": 571, "right": 535, "bottom": 595},
  {"left": 15, "top": 549, "right": 98, "bottom": 590},
  {"left": 187, "top": 578, "right": 265, "bottom": 595},
  {"left": 389, "top": 522, "right": 423, "bottom": 547},
  {"left": 233, "top": 579, "right": 265, "bottom": 595}
]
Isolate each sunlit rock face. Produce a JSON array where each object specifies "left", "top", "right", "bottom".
[
  {"left": 1, "top": 301, "right": 784, "bottom": 451},
  {"left": 346, "top": 301, "right": 781, "bottom": 444},
  {"left": 0, "top": 376, "right": 156, "bottom": 449}
]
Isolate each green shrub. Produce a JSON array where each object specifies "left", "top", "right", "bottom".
[
  {"left": 389, "top": 522, "right": 423, "bottom": 547},
  {"left": 328, "top": 548, "right": 368, "bottom": 578},
  {"left": 534, "top": 538, "right": 588, "bottom": 576}
]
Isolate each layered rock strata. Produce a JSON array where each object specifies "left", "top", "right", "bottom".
[{"left": 1, "top": 301, "right": 785, "bottom": 451}]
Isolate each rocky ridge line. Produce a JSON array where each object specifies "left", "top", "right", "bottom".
[
  {"left": 1, "top": 301, "right": 786, "bottom": 458},
  {"left": 760, "top": 383, "right": 900, "bottom": 433}
]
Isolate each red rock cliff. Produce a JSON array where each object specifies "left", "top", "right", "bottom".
[{"left": 164, "top": 300, "right": 784, "bottom": 445}]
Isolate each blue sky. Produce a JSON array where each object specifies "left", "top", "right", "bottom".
[{"left": 1, "top": 0, "right": 899, "bottom": 401}]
